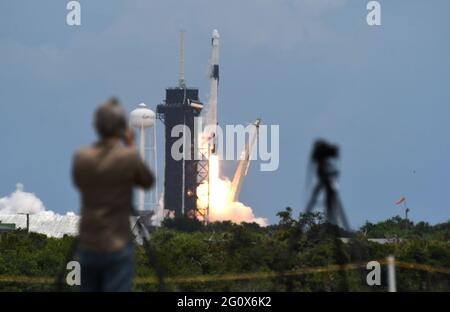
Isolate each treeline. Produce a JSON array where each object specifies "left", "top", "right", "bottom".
[{"left": 0, "top": 209, "right": 449, "bottom": 291}]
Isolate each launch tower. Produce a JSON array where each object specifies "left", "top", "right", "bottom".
[{"left": 156, "top": 32, "right": 204, "bottom": 218}]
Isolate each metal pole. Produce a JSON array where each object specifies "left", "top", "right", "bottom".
[
  {"left": 207, "top": 144, "right": 210, "bottom": 225},
  {"left": 181, "top": 115, "right": 186, "bottom": 216},
  {"left": 153, "top": 125, "right": 158, "bottom": 211},
  {"left": 179, "top": 31, "right": 186, "bottom": 88},
  {"left": 139, "top": 124, "right": 145, "bottom": 211},
  {"left": 387, "top": 255, "right": 397, "bottom": 292}
]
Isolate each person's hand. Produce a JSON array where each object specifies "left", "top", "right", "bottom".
[{"left": 123, "top": 127, "right": 135, "bottom": 147}]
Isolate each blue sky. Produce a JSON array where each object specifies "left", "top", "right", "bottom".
[{"left": 1, "top": 0, "right": 449, "bottom": 226}]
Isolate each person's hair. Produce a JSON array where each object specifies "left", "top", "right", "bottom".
[{"left": 94, "top": 97, "right": 127, "bottom": 139}]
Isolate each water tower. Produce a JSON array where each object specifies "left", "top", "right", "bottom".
[{"left": 130, "top": 103, "right": 158, "bottom": 213}]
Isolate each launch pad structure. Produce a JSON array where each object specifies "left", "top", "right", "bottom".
[
  {"left": 156, "top": 87, "right": 209, "bottom": 220},
  {"left": 157, "top": 30, "right": 258, "bottom": 224},
  {"left": 156, "top": 31, "right": 210, "bottom": 221}
]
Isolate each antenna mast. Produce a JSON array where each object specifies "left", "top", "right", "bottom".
[{"left": 179, "top": 30, "right": 186, "bottom": 88}]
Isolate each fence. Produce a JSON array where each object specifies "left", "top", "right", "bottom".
[{"left": 0, "top": 256, "right": 449, "bottom": 290}]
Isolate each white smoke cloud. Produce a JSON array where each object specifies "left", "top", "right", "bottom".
[
  {"left": 210, "top": 200, "right": 268, "bottom": 227},
  {"left": 150, "top": 192, "right": 166, "bottom": 226},
  {"left": 149, "top": 173, "right": 268, "bottom": 226},
  {"left": 0, "top": 183, "right": 75, "bottom": 216},
  {"left": 197, "top": 177, "right": 268, "bottom": 226},
  {"left": 0, "top": 183, "right": 45, "bottom": 214}
]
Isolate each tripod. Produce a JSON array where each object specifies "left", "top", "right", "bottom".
[
  {"left": 131, "top": 210, "right": 166, "bottom": 291},
  {"left": 303, "top": 140, "right": 351, "bottom": 291},
  {"left": 304, "top": 140, "right": 350, "bottom": 231}
]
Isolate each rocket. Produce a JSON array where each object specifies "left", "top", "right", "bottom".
[
  {"left": 210, "top": 29, "right": 220, "bottom": 84},
  {"left": 206, "top": 29, "right": 220, "bottom": 154}
]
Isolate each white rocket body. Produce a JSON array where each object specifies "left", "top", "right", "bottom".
[{"left": 205, "top": 29, "right": 220, "bottom": 154}]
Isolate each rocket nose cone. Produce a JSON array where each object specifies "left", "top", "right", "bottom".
[{"left": 212, "top": 29, "right": 220, "bottom": 39}]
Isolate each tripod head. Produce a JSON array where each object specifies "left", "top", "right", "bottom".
[
  {"left": 310, "top": 139, "right": 340, "bottom": 184},
  {"left": 311, "top": 139, "right": 339, "bottom": 163}
]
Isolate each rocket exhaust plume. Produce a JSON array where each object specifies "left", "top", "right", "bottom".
[
  {"left": 197, "top": 154, "right": 267, "bottom": 226},
  {"left": 197, "top": 30, "right": 267, "bottom": 226}
]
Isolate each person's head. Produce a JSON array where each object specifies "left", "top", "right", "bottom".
[{"left": 94, "top": 97, "right": 127, "bottom": 140}]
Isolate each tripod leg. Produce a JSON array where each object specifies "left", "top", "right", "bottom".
[
  {"left": 135, "top": 219, "right": 166, "bottom": 291},
  {"left": 335, "top": 196, "right": 350, "bottom": 232},
  {"left": 325, "top": 184, "right": 338, "bottom": 226},
  {"left": 305, "top": 184, "right": 322, "bottom": 214}
]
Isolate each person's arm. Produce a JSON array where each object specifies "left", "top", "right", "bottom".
[
  {"left": 133, "top": 152, "right": 155, "bottom": 189},
  {"left": 123, "top": 127, "right": 155, "bottom": 188},
  {"left": 124, "top": 127, "right": 154, "bottom": 188}
]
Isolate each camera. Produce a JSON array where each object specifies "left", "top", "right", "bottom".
[{"left": 311, "top": 139, "right": 339, "bottom": 163}]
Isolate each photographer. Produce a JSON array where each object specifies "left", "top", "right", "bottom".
[{"left": 72, "top": 98, "right": 154, "bottom": 292}]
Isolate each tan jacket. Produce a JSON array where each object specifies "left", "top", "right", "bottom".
[{"left": 72, "top": 141, "right": 154, "bottom": 252}]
